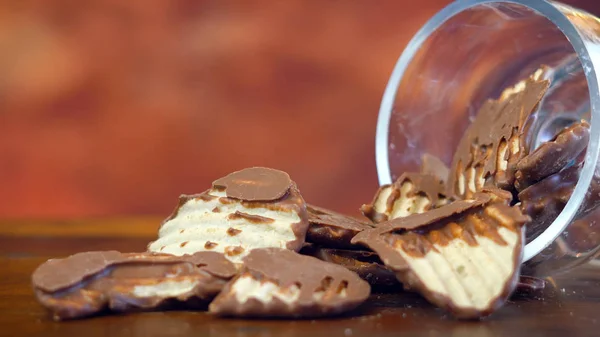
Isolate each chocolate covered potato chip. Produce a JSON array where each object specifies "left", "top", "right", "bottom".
[
  {"left": 361, "top": 172, "right": 448, "bottom": 224},
  {"left": 352, "top": 192, "right": 529, "bottom": 319},
  {"left": 515, "top": 121, "right": 589, "bottom": 191},
  {"left": 300, "top": 244, "right": 399, "bottom": 288},
  {"left": 518, "top": 162, "right": 600, "bottom": 241},
  {"left": 518, "top": 165, "right": 580, "bottom": 240},
  {"left": 32, "top": 251, "right": 237, "bottom": 320},
  {"left": 449, "top": 67, "right": 550, "bottom": 198},
  {"left": 147, "top": 167, "right": 309, "bottom": 263},
  {"left": 305, "top": 204, "right": 374, "bottom": 249},
  {"left": 209, "top": 248, "right": 370, "bottom": 318}
]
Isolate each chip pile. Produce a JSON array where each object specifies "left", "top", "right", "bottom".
[{"left": 32, "top": 67, "right": 592, "bottom": 321}]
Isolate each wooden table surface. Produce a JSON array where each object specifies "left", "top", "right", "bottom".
[{"left": 2, "top": 218, "right": 600, "bottom": 337}]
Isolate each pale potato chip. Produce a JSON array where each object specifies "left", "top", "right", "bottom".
[
  {"left": 147, "top": 167, "right": 309, "bottom": 263},
  {"left": 449, "top": 67, "right": 550, "bottom": 198},
  {"left": 361, "top": 172, "right": 448, "bottom": 224},
  {"left": 353, "top": 192, "right": 529, "bottom": 319},
  {"left": 209, "top": 248, "right": 370, "bottom": 318}
]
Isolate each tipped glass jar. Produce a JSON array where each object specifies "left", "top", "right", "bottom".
[{"left": 376, "top": 0, "right": 600, "bottom": 276}]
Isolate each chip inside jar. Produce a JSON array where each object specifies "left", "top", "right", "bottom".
[
  {"left": 448, "top": 67, "right": 550, "bottom": 198},
  {"left": 361, "top": 172, "right": 448, "bottom": 224}
]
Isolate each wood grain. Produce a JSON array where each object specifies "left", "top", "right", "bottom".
[
  {"left": 0, "top": 217, "right": 161, "bottom": 238},
  {"left": 2, "top": 255, "right": 600, "bottom": 337}
]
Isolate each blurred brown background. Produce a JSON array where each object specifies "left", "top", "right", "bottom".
[{"left": 1, "top": 0, "right": 599, "bottom": 221}]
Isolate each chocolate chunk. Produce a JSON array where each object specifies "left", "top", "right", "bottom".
[
  {"left": 205, "top": 241, "right": 218, "bottom": 249},
  {"left": 361, "top": 172, "right": 449, "bottom": 224},
  {"left": 227, "top": 228, "right": 242, "bottom": 236},
  {"left": 306, "top": 204, "right": 374, "bottom": 249},
  {"left": 353, "top": 193, "right": 529, "bottom": 319},
  {"left": 209, "top": 248, "right": 370, "bottom": 318},
  {"left": 449, "top": 68, "right": 550, "bottom": 198},
  {"left": 32, "top": 251, "right": 237, "bottom": 320},
  {"left": 213, "top": 167, "right": 292, "bottom": 201},
  {"left": 421, "top": 153, "right": 450, "bottom": 185},
  {"left": 300, "top": 245, "right": 399, "bottom": 289},
  {"left": 515, "top": 121, "right": 589, "bottom": 191},
  {"left": 148, "top": 168, "right": 309, "bottom": 263}
]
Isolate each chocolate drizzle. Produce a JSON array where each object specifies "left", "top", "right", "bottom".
[{"left": 228, "top": 211, "right": 275, "bottom": 224}]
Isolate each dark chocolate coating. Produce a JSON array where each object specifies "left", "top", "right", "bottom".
[
  {"left": 299, "top": 245, "right": 400, "bottom": 288},
  {"left": 515, "top": 121, "right": 589, "bottom": 191},
  {"left": 209, "top": 248, "right": 370, "bottom": 318},
  {"left": 32, "top": 251, "right": 237, "bottom": 320},
  {"left": 213, "top": 167, "right": 292, "bottom": 201},
  {"left": 306, "top": 204, "right": 374, "bottom": 249}
]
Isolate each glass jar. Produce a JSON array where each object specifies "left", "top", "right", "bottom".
[{"left": 376, "top": 0, "right": 600, "bottom": 276}]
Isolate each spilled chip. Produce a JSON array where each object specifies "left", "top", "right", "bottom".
[
  {"left": 448, "top": 67, "right": 550, "bottom": 198},
  {"left": 352, "top": 192, "right": 530, "bottom": 319},
  {"left": 361, "top": 172, "right": 448, "bottom": 224},
  {"left": 147, "top": 167, "right": 309, "bottom": 263},
  {"left": 32, "top": 251, "right": 237, "bottom": 320},
  {"left": 209, "top": 248, "right": 370, "bottom": 318},
  {"left": 306, "top": 204, "right": 374, "bottom": 249}
]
